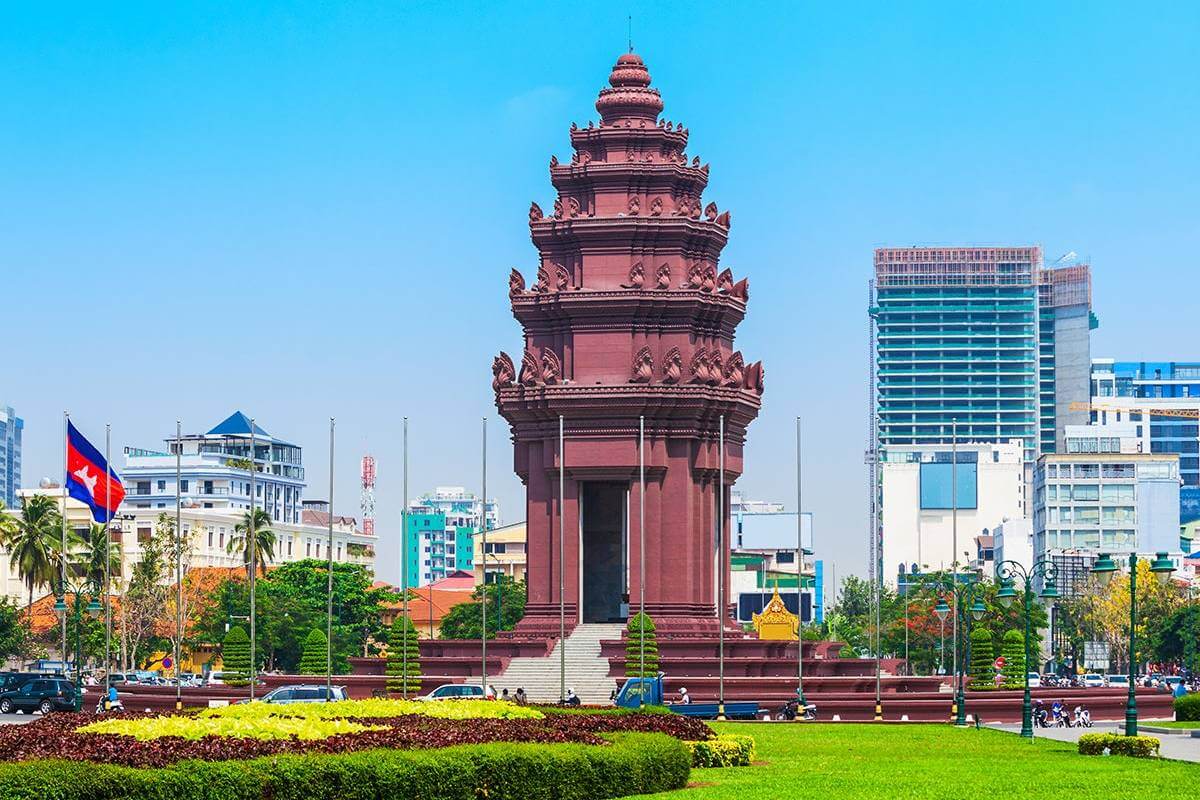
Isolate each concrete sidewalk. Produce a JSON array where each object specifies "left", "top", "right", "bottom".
[{"left": 989, "top": 722, "right": 1200, "bottom": 763}]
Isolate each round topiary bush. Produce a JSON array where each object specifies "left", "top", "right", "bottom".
[{"left": 1174, "top": 692, "right": 1200, "bottom": 722}]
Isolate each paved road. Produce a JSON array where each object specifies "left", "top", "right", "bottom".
[
  {"left": 0, "top": 712, "right": 40, "bottom": 725},
  {"left": 989, "top": 722, "right": 1200, "bottom": 762}
]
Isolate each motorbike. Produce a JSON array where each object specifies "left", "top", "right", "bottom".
[
  {"left": 776, "top": 699, "right": 817, "bottom": 721},
  {"left": 94, "top": 696, "right": 124, "bottom": 714}
]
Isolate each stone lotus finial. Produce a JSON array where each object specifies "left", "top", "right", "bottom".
[
  {"left": 621, "top": 262, "right": 645, "bottom": 290},
  {"left": 550, "top": 155, "right": 559, "bottom": 168},
  {"left": 724, "top": 351, "right": 745, "bottom": 388},
  {"left": 534, "top": 266, "right": 550, "bottom": 293},
  {"left": 630, "top": 346, "right": 653, "bottom": 383},
  {"left": 692, "top": 156, "right": 701, "bottom": 168},
  {"left": 704, "top": 202, "right": 719, "bottom": 222},
  {"left": 649, "top": 196, "right": 663, "bottom": 217},
  {"left": 662, "top": 347, "right": 682, "bottom": 384},
  {"left": 553, "top": 198, "right": 564, "bottom": 219},
  {"left": 570, "top": 122, "right": 578, "bottom": 131},
  {"left": 716, "top": 268, "right": 733, "bottom": 294},
  {"left": 509, "top": 268, "right": 526, "bottom": 297},
  {"left": 529, "top": 202, "right": 543, "bottom": 223},
  {"left": 701, "top": 163, "right": 710, "bottom": 174},
  {"left": 492, "top": 352, "right": 516, "bottom": 391},
  {"left": 541, "top": 348, "right": 561, "bottom": 385},
  {"left": 700, "top": 265, "right": 717, "bottom": 293},
  {"left": 519, "top": 350, "right": 541, "bottom": 387},
  {"left": 655, "top": 263, "right": 671, "bottom": 290},
  {"left": 587, "top": 120, "right": 594, "bottom": 129},
  {"left": 731, "top": 277, "right": 750, "bottom": 301},
  {"left": 715, "top": 211, "right": 731, "bottom": 228},
  {"left": 567, "top": 197, "right": 581, "bottom": 218}
]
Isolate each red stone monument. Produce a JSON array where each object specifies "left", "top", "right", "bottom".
[{"left": 493, "top": 52, "right": 763, "bottom": 635}]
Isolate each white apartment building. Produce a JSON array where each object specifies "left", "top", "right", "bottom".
[
  {"left": 408, "top": 486, "right": 500, "bottom": 530},
  {"left": 1, "top": 488, "right": 376, "bottom": 607},
  {"left": 123, "top": 412, "right": 305, "bottom": 525},
  {"left": 880, "top": 439, "right": 1026, "bottom": 585}
]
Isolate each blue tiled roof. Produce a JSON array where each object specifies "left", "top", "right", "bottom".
[{"left": 206, "top": 411, "right": 270, "bottom": 438}]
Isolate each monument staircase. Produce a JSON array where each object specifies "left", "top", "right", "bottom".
[{"left": 492, "top": 623, "right": 623, "bottom": 704}]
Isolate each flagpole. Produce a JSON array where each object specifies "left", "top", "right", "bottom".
[
  {"left": 638, "top": 415, "right": 645, "bottom": 710},
  {"left": 717, "top": 415, "right": 725, "bottom": 721},
  {"left": 326, "top": 417, "right": 335, "bottom": 700},
  {"left": 175, "top": 420, "right": 183, "bottom": 711},
  {"left": 60, "top": 412, "right": 68, "bottom": 665},
  {"left": 401, "top": 417, "right": 409, "bottom": 698},
  {"left": 248, "top": 419, "right": 256, "bottom": 702},
  {"left": 558, "top": 414, "right": 565, "bottom": 704},
  {"left": 797, "top": 416, "right": 806, "bottom": 711},
  {"left": 102, "top": 424, "right": 111, "bottom": 699},
  {"left": 480, "top": 417, "right": 488, "bottom": 698}
]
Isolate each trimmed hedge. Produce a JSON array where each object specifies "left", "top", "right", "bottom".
[
  {"left": 686, "top": 735, "right": 756, "bottom": 768},
  {"left": 1174, "top": 692, "right": 1200, "bottom": 721},
  {"left": 0, "top": 732, "right": 689, "bottom": 800},
  {"left": 1077, "top": 733, "right": 1160, "bottom": 759}
]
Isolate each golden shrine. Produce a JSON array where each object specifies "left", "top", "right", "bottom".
[{"left": 752, "top": 585, "right": 799, "bottom": 640}]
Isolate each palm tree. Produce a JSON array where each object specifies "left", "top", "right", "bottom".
[
  {"left": 228, "top": 508, "right": 275, "bottom": 577},
  {"left": 75, "top": 523, "right": 122, "bottom": 590},
  {"left": 5, "top": 495, "right": 66, "bottom": 616}
]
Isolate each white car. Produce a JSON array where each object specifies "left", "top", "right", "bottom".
[
  {"left": 1105, "top": 674, "right": 1129, "bottom": 688},
  {"left": 418, "top": 684, "right": 496, "bottom": 701},
  {"left": 1026, "top": 672, "right": 1041, "bottom": 688},
  {"left": 1081, "top": 674, "right": 1104, "bottom": 688}
]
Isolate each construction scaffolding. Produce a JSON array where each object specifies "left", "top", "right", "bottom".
[{"left": 1037, "top": 264, "right": 1092, "bottom": 309}]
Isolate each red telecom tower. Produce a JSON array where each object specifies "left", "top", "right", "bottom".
[
  {"left": 360, "top": 455, "right": 376, "bottom": 537},
  {"left": 492, "top": 52, "right": 763, "bottom": 635}
]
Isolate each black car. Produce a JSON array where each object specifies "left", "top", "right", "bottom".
[
  {"left": 0, "top": 678, "right": 77, "bottom": 714},
  {"left": 0, "top": 672, "right": 45, "bottom": 693}
]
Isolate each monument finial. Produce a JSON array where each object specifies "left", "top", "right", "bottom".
[{"left": 628, "top": 14, "right": 633, "bottom": 53}]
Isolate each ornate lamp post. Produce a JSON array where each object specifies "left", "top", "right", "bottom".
[
  {"left": 927, "top": 577, "right": 984, "bottom": 725},
  {"left": 53, "top": 581, "right": 103, "bottom": 712},
  {"left": 1090, "top": 551, "right": 1175, "bottom": 736},
  {"left": 996, "top": 558, "right": 1059, "bottom": 739}
]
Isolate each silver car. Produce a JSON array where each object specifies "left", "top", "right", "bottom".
[{"left": 258, "top": 684, "right": 348, "bottom": 704}]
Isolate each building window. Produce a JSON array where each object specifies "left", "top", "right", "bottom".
[
  {"left": 219, "top": 528, "right": 225, "bottom": 548},
  {"left": 207, "top": 530, "right": 213, "bottom": 548},
  {"left": 180, "top": 479, "right": 189, "bottom": 493},
  {"left": 287, "top": 537, "right": 293, "bottom": 557},
  {"left": 157, "top": 480, "right": 166, "bottom": 491},
  {"left": 306, "top": 540, "right": 311, "bottom": 557}
]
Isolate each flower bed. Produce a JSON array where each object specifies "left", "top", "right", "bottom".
[
  {"left": 0, "top": 732, "right": 690, "bottom": 800},
  {"left": 0, "top": 707, "right": 710, "bottom": 768},
  {"left": 199, "top": 697, "right": 545, "bottom": 721},
  {"left": 78, "top": 715, "right": 386, "bottom": 741}
]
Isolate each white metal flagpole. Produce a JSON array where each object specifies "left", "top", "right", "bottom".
[
  {"left": 326, "top": 418, "right": 335, "bottom": 700},
  {"left": 480, "top": 417, "right": 488, "bottom": 697},
  {"left": 60, "top": 412, "right": 68, "bottom": 664},
  {"left": 248, "top": 419, "right": 256, "bottom": 701},
  {"left": 559, "top": 415, "right": 565, "bottom": 704},
  {"left": 638, "top": 415, "right": 645, "bottom": 709},
  {"left": 402, "top": 417, "right": 409, "bottom": 697},
  {"left": 175, "top": 420, "right": 183, "bottom": 710},
  {"left": 717, "top": 415, "right": 725, "bottom": 721}
]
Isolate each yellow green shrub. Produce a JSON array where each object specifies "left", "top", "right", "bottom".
[
  {"left": 77, "top": 715, "right": 384, "bottom": 741},
  {"left": 685, "top": 734, "right": 756, "bottom": 767},
  {"left": 199, "top": 697, "right": 544, "bottom": 721}
]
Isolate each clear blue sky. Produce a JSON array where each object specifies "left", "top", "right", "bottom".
[{"left": 4, "top": 3, "right": 1198, "bottom": 588}]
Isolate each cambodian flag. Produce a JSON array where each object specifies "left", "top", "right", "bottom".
[{"left": 66, "top": 421, "right": 125, "bottom": 522}]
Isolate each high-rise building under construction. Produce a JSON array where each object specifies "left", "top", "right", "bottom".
[{"left": 868, "top": 247, "right": 1093, "bottom": 583}]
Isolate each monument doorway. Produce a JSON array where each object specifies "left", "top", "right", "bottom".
[{"left": 580, "top": 482, "right": 627, "bottom": 623}]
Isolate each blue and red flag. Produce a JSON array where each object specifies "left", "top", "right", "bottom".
[{"left": 66, "top": 421, "right": 125, "bottom": 523}]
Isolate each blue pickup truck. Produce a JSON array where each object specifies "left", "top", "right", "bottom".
[{"left": 615, "top": 675, "right": 760, "bottom": 720}]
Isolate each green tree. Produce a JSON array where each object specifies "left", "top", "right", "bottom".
[
  {"left": 1000, "top": 628, "right": 1025, "bottom": 688},
  {"left": 438, "top": 578, "right": 526, "bottom": 640},
  {"left": 298, "top": 628, "right": 329, "bottom": 675},
  {"left": 0, "top": 596, "right": 35, "bottom": 663},
  {"left": 1153, "top": 604, "right": 1200, "bottom": 673},
  {"left": 120, "top": 513, "right": 173, "bottom": 669},
  {"left": 75, "top": 523, "right": 121, "bottom": 590},
  {"left": 386, "top": 616, "right": 422, "bottom": 694},
  {"left": 624, "top": 612, "right": 660, "bottom": 678},
  {"left": 3, "top": 495, "right": 65, "bottom": 615},
  {"left": 969, "top": 626, "right": 995, "bottom": 687},
  {"left": 222, "top": 625, "right": 251, "bottom": 685},
  {"left": 228, "top": 508, "right": 276, "bottom": 578}
]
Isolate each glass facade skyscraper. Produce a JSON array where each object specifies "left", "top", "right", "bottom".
[
  {"left": 1091, "top": 360, "right": 1200, "bottom": 523},
  {"left": 0, "top": 406, "right": 21, "bottom": 509}
]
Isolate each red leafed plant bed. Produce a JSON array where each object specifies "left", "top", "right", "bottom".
[{"left": 0, "top": 711, "right": 711, "bottom": 768}]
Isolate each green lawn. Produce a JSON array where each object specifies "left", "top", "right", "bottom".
[
  {"left": 1143, "top": 720, "right": 1200, "bottom": 729},
  {"left": 627, "top": 723, "right": 1198, "bottom": 800}
]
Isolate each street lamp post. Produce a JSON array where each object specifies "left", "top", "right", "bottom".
[
  {"left": 53, "top": 581, "right": 102, "bottom": 712},
  {"left": 1091, "top": 551, "right": 1175, "bottom": 737},
  {"left": 996, "top": 558, "right": 1059, "bottom": 739},
  {"left": 928, "top": 575, "right": 984, "bottom": 724}
]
